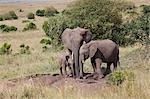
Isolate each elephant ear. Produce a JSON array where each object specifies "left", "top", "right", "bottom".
[
  {"left": 80, "top": 29, "right": 88, "bottom": 36},
  {"left": 89, "top": 43, "right": 97, "bottom": 57}
]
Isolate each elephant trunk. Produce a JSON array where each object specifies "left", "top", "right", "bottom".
[{"left": 73, "top": 48, "right": 80, "bottom": 77}]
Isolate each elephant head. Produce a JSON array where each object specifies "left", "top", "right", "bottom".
[
  {"left": 79, "top": 41, "right": 97, "bottom": 63},
  {"left": 61, "top": 27, "right": 92, "bottom": 77}
]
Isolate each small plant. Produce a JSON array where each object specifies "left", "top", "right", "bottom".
[
  {"left": 2, "top": 26, "right": 10, "bottom": 32},
  {"left": 22, "top": 22, "right": 36, "bottom": 31},
  {"left": 9, "top": 26, "right": 17, "bottom": 31},
  {"left": 36, "top": 9, "right": 45, "bottom": 17},
  {"left": 19, "top": 44, "right": 31, "bottom": 54},
  {"left": 0, "top": 16, "right": 3, "bottom": 21},
  {"left": 107, "top": 70, "right": 135, "bottom": 86},
  {"left": 22, "top": 20, "right": 30, "bottom": 23},
  {"left": 0, "top": 43, "right": 12, "bottom": 55},
  {"left": 0, "top": 24, "right": 7, "bottom": 30},
  {"left": 8, "top": 11, "right": 18, "bottom": 19},
  {"left": 3, "top": 13, "right": 11, "bottom": 20},
  {"left": 40, "top": 38, "right": 52, "bottom": 45},
  {"left": 27, "top": 12, "right": 35, "bottom": 19},
  {"left": 0, "top": 24, "right": 17, "bottom": 32},
  {"left": 107, "top": 71, "right": 125, "bottom": 86},
  {"left": 2, "top": 11, "right": 18, "bottom": 20},
  {"left": 44, "top": 6, "right": 59, "bottom": 17},
  {"left": 40, "top": 38, "right": 52, "bottom": 52}
]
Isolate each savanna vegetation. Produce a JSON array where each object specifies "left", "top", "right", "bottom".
[{"left": 0, "top": 0, "right": 149, "bottom": 99}]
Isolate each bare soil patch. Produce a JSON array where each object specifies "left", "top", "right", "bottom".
[{"left": 0, "top": 73, "right": 108, "bottom": 91}]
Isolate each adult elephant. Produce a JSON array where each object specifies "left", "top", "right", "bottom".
[
  {"left": 61, "top": 27, "right": 92, "bottom": 77},
  {"left": 79, "top": 39, "right": 119, "bottom": 78}
]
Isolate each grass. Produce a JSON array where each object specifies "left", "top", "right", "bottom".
[{"left": 0, "top": 0, "right": 150, "bottom": 98}]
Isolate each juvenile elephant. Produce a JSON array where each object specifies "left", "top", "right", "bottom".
[
  {"left": 79, "top": 39, "right": 119, "bottom": 78},
  {"left": 61, "top": 27, "right": 92, "bottom": 77},
  {"left": 58, "top": 52, "right": 73, "bottom": 76}
]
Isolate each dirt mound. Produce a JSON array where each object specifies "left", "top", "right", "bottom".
[{"left": 0, "top": 73, "right": 108, "bottom": 91}]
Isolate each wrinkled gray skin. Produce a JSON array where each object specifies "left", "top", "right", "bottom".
[
  {"left": 79, "top": 39, "right": 119, "bottom": 78},
  {"left": 58, "top": 52, "right": 73, "bottom": 76},
  {"left": 61, "top": 27, "right": 92, "bottom": 77}
]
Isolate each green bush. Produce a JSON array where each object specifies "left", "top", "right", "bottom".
[
  {"left": 107, "top": 71, "right": 125, "bottom": 86},
  {"left": 2, "top": 11, "right": 18, "bottom": 20},
  {"left": 123, "top": 7, "right": 150, "bottom": 45},
  {"left": 9, "top": 26, "right": 17, "bottom": 31},
  {"left": 43, "top": 0, "right": 135, "bottom": 46},
  {"left": 63, "top": 0, "right": 123, "bottom": 39},
  {"left": 107, "top": 70, "right": 135, "bottom": 86},
  {"left": 2, "top": 26, "right": 10, "bottom": 32},
  {"left": 19, "top": 44, "right": 31, "bottom": 54},
  {"left": 3, "top": 13, "right": 12, "bottom": 20},
  {"left": 44, "top": 6, "right": 59, "bottom": 17},
  {"left": 143, "top": 5, "right": 150, "bottom": 14},
  {"left": 0, "top": 24, "right": 17, "bottom": 32},
  {"left": 0, "top": 24, "right": 7, "bottom": 30},
  {"left": 0, "top": 16, "right": 3, "bottom": 21},
  {"left": 42, "top": 15, "right": 67, "bottom": 45},
  {"left": 23, "top": 22, "right": 36, "bottom": 31},
  {"left": 36, "top": 9, "right": 45, "bottom": 17},
  {"left": 27, "top": 12, "right": 35, "bottom": 19},
  {"left": 8, "top": 11, "right": 18, "bottom": 19},
  {"left": 0, "top": 43, "right": 12, "bottom": 55},
  {"left": 40, "top": 38, "right": 52, "bottom": 45},
  {"left": 22, "top": 20, "right": 30, "bottom": 23}
]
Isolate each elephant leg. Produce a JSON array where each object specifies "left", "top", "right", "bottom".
[
  {"left": 79, "top": 60, "right": 84, "bottom": 78},
  {"left": 60, "top": 67, "right": 63, "bottom": 76},
  {"left": 68, "top": 49, "right": 75, "bottom": 77},
  {"left": 113, "top": 61, "right": 117, "bottom": 71},
  {"left": 68, "top": 65, "right": 73, "bottom": 76},
  {"left": 62, "top": 65, "right": 67, "bottom": 77},
  {"left": 104, "top": 62, "right": 112, "bottom": 76},
  {"left": 91, "top": 58, "right": 96, "bottom": 73},
  {"left": 95, "top": 58, "right": 104, "bottom": 78}
]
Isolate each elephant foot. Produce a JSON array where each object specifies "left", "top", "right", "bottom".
[
  {"left": 93, "top": 74, "right": 104, "bottom": 80},
  {"left": 104, "top": 69, "right": 112, "bottom": 77}
]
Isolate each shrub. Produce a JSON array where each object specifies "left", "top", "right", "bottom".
[
  {"left": 40, "top": 38, "right": 52, "bottom": 45},
  {"left": 143, "top": 5, "right": 150, "bottom": 14},
  {"left": 27, "top": 12, "right": 35, "bottom": 19},
  {"left": 9, "top": 26, "right": 17, "bottom": 31},
  {"left": 42, "top": 15, "right": 67, "bottom": 45},
  {"left": 19, "top": 44, "right": 31, "bottom": 54},
  {"left": 2, "top": 11, "right": 18, "bottom": 20},
  {"left": 44, "top": 6, "right": 59, "bottom": 17},
  {"left": 63, "top": 0, "right": 123, "bottom": 39},
  {"left": 8, "top": 11, "right": 18, "bottom": 19},
  {"left": 3, "top": 13, "right": 12, "bottom": 20},
  {"left": 107, "top": 71, "right": 126, "bottom": 86},
  {"left": 107, "top": 70, "right": 134, "bottom": 86},
  {"left": 2, "top": 26, "right": 10, "bottom": 32},
  {"left": 0, "top": 16, "right": 3, "bottom": 21},
  {"left": 0, "top": 24, "right": 17, "bottom": 32},
  {"left": 123, "top": 8, "right": 150, "bottom": 45},
  {"left": 0, "top": 24, "right": 7, "bottom": 30},
  {"left": 43, "top": 0, "right": 135, "bottom": 46},
  {"left": 22, "top": 20, "right": 30, "bottom": 23},
  {"left": 36, "top": 9, "right": 45, "bottom": 17},
  {"left": 23, "top": 22, "right": 36, "bottom": 31},
  {"left": 0, "top": 43, "right": 12, "bottom": 55}
]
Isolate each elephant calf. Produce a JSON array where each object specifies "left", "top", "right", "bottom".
[
  {"left": 79, "top": 39, "right": 119, "bottom": 78},
  {"left": 58, "top": 52, "right": 73, "bottom": 77}
]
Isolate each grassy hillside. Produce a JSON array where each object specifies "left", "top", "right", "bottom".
[{"left": 0, "top": 0, "right": 150, "bottom": 99}]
